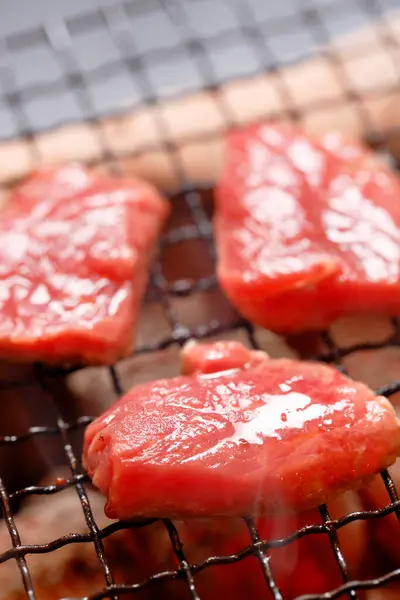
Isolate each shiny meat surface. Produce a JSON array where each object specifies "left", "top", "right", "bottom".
[
  {"left": 181, "top": 339, "right": 268, "bottom": 374},
  {"left": 83, "top": 340, "right": 400, "bottom": 518},
  {"left": 0, "top": 164, "right": 169, "bottom": 364},
  {"left": 275, "top": 313, "right": 400, "bottom": 579},
  {"left": 215, "top": 123, "right": 400, "bottom": 332}
]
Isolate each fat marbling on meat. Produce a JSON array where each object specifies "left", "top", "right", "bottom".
[
  {"left": 215, "top": 123, "right": 400, "bottom": 332},
  {"left": 83, "top": 340, "right": 400, "bottom": 519},
  {"left": 0, "top": 164, "right": 169, "bottom": 365}
]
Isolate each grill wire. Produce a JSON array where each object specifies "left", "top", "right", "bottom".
[{"left": 1, "top": 0, "right": 400, "bottom": 598}]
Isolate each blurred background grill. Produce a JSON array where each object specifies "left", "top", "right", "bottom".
[
  {"left": 0, "top": 0, "right": 398, "bottom": 139},
  {"left": 1, "top": 0, "right": 400, "bottom": 599}
]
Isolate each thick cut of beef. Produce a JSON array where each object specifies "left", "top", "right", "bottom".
[
  {"left": 83, "top": 340, "right": 400, "bottom": 519},
  {"left": 121, "top": 342, "right": 367, "bottom": 600},
  {"left": 215, "top": 123, "right": 400, "bottom": 332},
  {"left": 181, "top": 338, "right": 267, "bottom": 374},
  {"left": 0, "top": 164, "right": 169, "bottom": 364}
]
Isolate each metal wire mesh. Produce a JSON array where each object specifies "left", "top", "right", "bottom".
[{"left": 1, "top": 0, "right": 400, "bottom": 598}]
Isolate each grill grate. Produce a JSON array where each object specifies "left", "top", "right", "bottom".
[{"left": 1, "top": 0, "right": 400, "bottom": 598}]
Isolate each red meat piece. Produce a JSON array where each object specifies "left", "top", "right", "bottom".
[
  {"left": 90, "top": 342, "right": 366, "bottom": 600},
  {"left": 83, "top": 340, "right": 400, "bottom": 519},
  {"left": 0, "top": 164, "right": 169, "bottom": 365},
  {"left": 181, "top": 339, "right": 268, "bottom": 374},
  {"left": 215, "top": 123, "right": 400, "bottom": 333}
]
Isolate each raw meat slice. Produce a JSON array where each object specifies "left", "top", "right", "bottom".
[
  {"left": 83, "top": 340, "right": 400, "bottom": 519},
  {"left": 215, "top": 123, "right": 400, "bottom": 333},
  {"left": 0, "top": 164, "right": 169, "bottom": 365},
  {"left": 181, "top": 339, "right": 268, "bottom": 374},
  {"left": 122, "top": 341, "right": 367, "bottom": 600}
]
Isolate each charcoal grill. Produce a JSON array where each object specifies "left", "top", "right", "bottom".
[{"left": 1, "top": 0, "right": 400, "bottom": 598}]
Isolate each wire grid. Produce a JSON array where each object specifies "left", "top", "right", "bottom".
[{"left": 0, "top": 0, "right": 400, "bottom": 598}]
